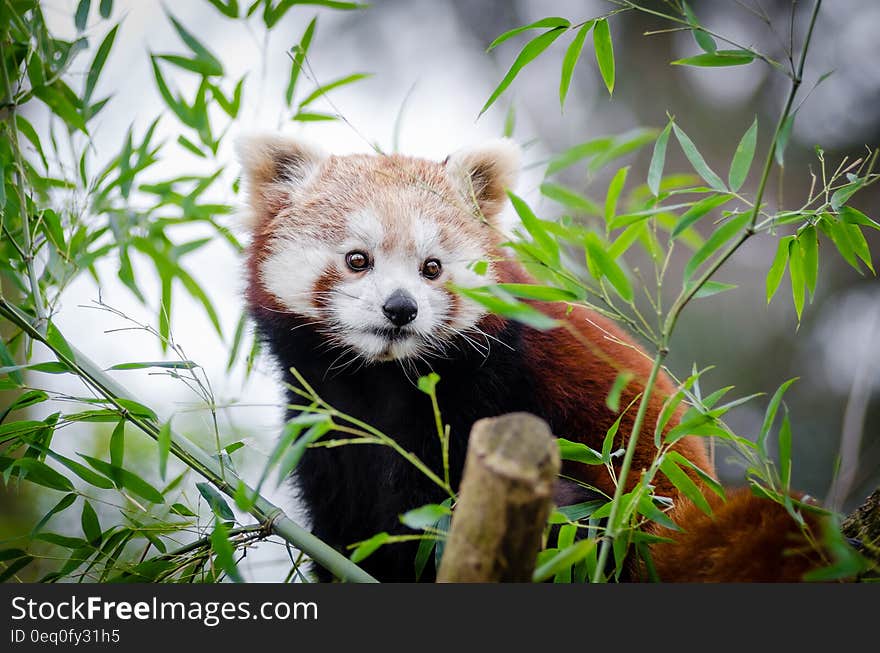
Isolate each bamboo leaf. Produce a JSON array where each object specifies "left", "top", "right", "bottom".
[
  {"left": 799, "top": 225, "right": 819, "bottom": 299},
  {"left": 604, "top": 166, "right": 629, "bottom": 227},
  {"left": 11, "top": 458, "right": 74, "bottom": 492},
  {"left": 109, "top": 419, "right": 124, "bottom": 469},
  {"left": 559, "top": 21, "right": 592, "bottom": 107},
  {"left": 647, "top": 121, "right": 672, "bottom": 197},
  {"left": 766, "top": 236, "right": 794, "bottom": 303},
  {"left": 85, "top": 25, "right": 118, "bottom": 103},
  {"left": 728, "top": 117, "right": 757, "bottom": 192},
  {"left": 158, "top": 421, "right": 171, "bottom": 480},
  {"left": 682, "top": 1, "right": 717, "bottom": 53},
  {"left": 774, "top": 114, "right": 795, "bottom": 166},
  {"left": 81, "top": 501, "right": 102, "bottom": 545},
  {"left": 197, "top": 482, "right": 235, "bottom": 521},
  {"left": 672, "top": 49, "right": 755, "bottom": 67},
  {"left": 593, "top": 19, "right": 615, "bottom": 95},
  {"left": 586, "top": 234, "right": 633, "bottom": 301},
  {"left": 540, "top": 182, "right": 601, "bottom": 215},
  {"left": 671, "top": 193, "right": 733, "bottom": 239},
  {"left": 659, "top": 457, "right": 712, "bottom": 515},
  {"left": 778, "top": 409, "right": 792, "bottom": 491},
  {"left": 286, "top": 17, "right": 317, "bottom": 106},
  {"left": 400, "top": 503, "right": 452, "bottom": 531},
  {"left": 487, "top": 17, "right": 570, "bottom": 51},
  {"left": 298, "top": 73, "right": 371, "bottom": 109},
  {"left": 210, "top": 518, "right": 243, "bottom": 582},
  {"left": 480, "top": 27, "right": 567, "bottom": 116},
  {"left": 507, "top": 191, "right": 559, "bottom": 264},
  {"left": 606, "top": 372, "right": 632, "bottom": 413},
  {"left": 758, "top": 378, "right": 798, "bottom": 459},
  {"left": 673, "top": 123, "right": 727, "bottom": 192},
  {"left": 683, "top": 213, "right": 749, "bottom": 280},
  {"left": 788, "top": 239, "right": 805, "bottom": 321}
]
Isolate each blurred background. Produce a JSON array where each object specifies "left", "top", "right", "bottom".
[{"left": 3, "top": 0, "right": 878, "bottom": 580}]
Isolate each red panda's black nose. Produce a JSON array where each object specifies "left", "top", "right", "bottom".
[{"left": 382, "top": 290, "right": 418, "bottom": 327}]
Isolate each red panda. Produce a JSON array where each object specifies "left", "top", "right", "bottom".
[{"left": 237, "top": 134, "right": 830, "bottom": 582}]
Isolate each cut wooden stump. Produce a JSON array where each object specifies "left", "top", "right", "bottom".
[{"left": 437, "top": 412, "right": 559, "bottom": 582}]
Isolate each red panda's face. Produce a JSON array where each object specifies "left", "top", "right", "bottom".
[{"left": 238, "top": 135, "right": 520, "bottom": 363}]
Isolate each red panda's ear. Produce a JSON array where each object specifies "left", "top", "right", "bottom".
[
  {"left": 445, "top": 138, "right": 521, "bottom": 221},
  {"left": 235, "top": 133, "right": 327, "bottom": 229}
]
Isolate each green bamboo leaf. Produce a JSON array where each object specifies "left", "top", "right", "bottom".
[
  {"left": 0, "top": 557, "right": 33, "bottom": 582},
  {"left": 109, "top": 360, "right": 198, "bottom": 371},
  {"left": 665, "top": 450, "right": 725, "bottom": 500},
  {"left": 557, "top": 438, "right": 603, "bottom": 465},
  {"left": 196, "top": 482, "right": 234, "bottom": 521},
  {"left": 799, "top": 225, "right": 819, "bottom": 298},
  {"left": 774, "top": 114, "right": 795, "bottom": 166},
  {"left": 167, "top": 14, "right": 223, "bottom": 76},
  {"left": 586, "top": 234, "right": 633, "bottom": 301},
  {"left": 602, "top": 414, "right": 623, "bottom": 465},
  {"left": 593, "top": 19, "right": 614, "bottom": 95},
  {"left": 604, "top": 166, "right": 629, "bottom": 226},
  {"left": 758, "top": 378, "right": 798, "bottom": 458},
  {"left": 454, "top": 286, "right": 558, "bottom": 330},
  {"left": 672, "top": 50, "right": 755, "bottom": 67},
  {"left": 46, "top": 321, "right": 75, "bottom": 363},
  {"left": 81, "top": 501, "right": 102, "bottom": 545},
  {"left": 99, "top": 0, "right": 113, "bottom": 17},
  {"left": 84, "top": 25, "right": 118, "bottom": 103},
  {"left": 480, "top": 27, "right": 567, "bottom": 116},
  {"left": 298, "top": 73, "right": 371, "bottom": 108},
  {"left": 693, "top": 280, "right": 737, "bottom": 299},
  {"left": 158, "top": 421, "right": 171, "bottom": 480},
  {"left": 778, "top": 409, "right": 792, "bottom": 491},
  {"left": 10, "top": 458, "right": 73, "bottom": 492},
  {"left": 507, "top": 191, "right": 559, "bottom": 263},
  {"left": 400, "top": 503, "right": 452, "bottom": 531},
  {"left": 75, "top": 0, "right": 91, "bottom": 31},
  {"left": 788, "top": 239, "right": 805, "bottom": 321},
  {"left": 109, "top": 419, "right": 124, "bottom": 469},
  {"left": 532, "top": 540, "right": 595, "bottom": 582},
  {"left": 766, "top": 236, "right": 794, "bottom": 303},
  {"left": 647, "top": 121, "right": 672, "bottom": 197},
  {"left": 493, "top": 283, "right": 577, "bottom": 302},
  {"left": 683, "top": 213, "right": 749, "bottom": 280},
  {"left": 608, "top": 223, "right": 646, "bottom": 259},
  {"left": 205, "top": 0, "right": 238, "bottom": 18},
  {"left": 830, "top": 181, "right": 862, "bottom": 212},
  {"left": 487, "top": 17, "right": 570, "bottom": 51},
  {"left": 671, "top": 193, "right": 733, "bottom": 239},
  {"left": 41, "top": 449, "right": 115, "bottom": 490},
  {"left": 31, "top": 493, "right": 77, "bottom": 534},
  {"left": 839, "top": 206, "right": 880, "bottom": 231},
  {"left": 844, "top": 223, "right": 874, "bottom": 273},
  {"left": 210, "top": 518, "right": 243, "bottom": 582},
  {"left": 78, "top": 454, "right": 163, "bottom": 503},
  {"left": 292, "top": 111, "right": 336, "bottom": 122},
  {"left": 659, "top": 457, "right": 712, "bottom": 516},
  {"left": 673, "top": 123, "right": 727, "bottom": 192},
  {"left": 540, "top": 182, "right": 601, "bottom": 216},
  {"left": 350, "top": 532, "right": 391, "bottom": 563},
  {"left": 286, "top": 17, "right": 317, "bottom": 106},
  {"left": 276, "top": 421, "right": 332, "bottom": 483},
  {"left": 819, "top": 215, "right": 861, "bottom": 273},
  {"left": 682, "top": 1, "right": 717, "bottom": 53},
  {"left": 637, "top": 496, "right": 680, "bottom": 531},
  {"left": 728, "top": 117, "right": 757, "bottom": 192},
  {"left": 606, "top": 372, "right": 632, "bottom": 413},
  {"left": 559, "top": 21, "right": 592, "bottom": 107}
]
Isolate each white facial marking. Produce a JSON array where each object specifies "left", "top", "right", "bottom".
[
  {"left": 261, "top": 237, "right": 333, "bottom": 318},
  {"left": 261, "top": 206, "right": 496, "bottom": 363}
]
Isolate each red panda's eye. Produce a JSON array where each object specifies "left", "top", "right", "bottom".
[
  {"left": 422, "top": 258, "right": 442, "bottom": 280},
  {"left": 345, "top": 251, "right": 370, "bottom": 272}
]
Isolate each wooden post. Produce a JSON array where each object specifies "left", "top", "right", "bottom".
[{"left": 437, "top": 412, "right": 559, "bottom": 582}]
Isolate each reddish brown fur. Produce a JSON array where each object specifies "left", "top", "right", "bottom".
[
  {"left": 650, "top": 489, "right": 828, "bottom": 582},
  {"left": 242, "top": 140, "right": 837, "bottom": 582}
]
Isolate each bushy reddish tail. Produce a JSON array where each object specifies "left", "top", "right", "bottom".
[{"left": 649, "top": 488, "right": 830, "bottom": 582}]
